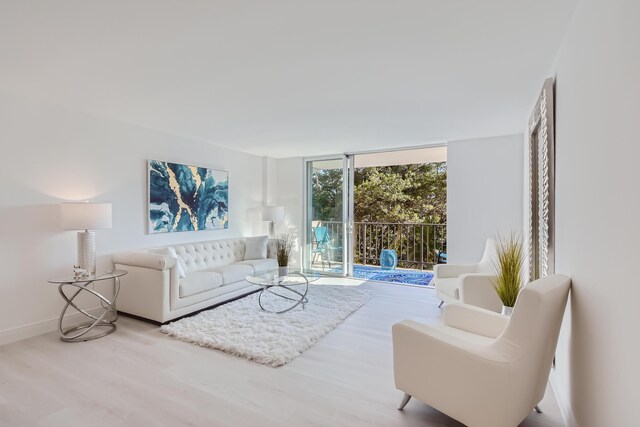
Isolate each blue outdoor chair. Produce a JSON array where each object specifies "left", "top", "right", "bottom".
[{"left": 312, "top": 226, "right": 341, "bottom": 269}]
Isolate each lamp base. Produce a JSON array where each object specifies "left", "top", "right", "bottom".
[{"left": 77, "top": 230, "right": 96, "bottom": 275}]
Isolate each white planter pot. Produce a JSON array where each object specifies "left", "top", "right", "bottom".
[
  {"left": 278, "top": 266, "right": 289, "bottom": 277},
  {"left": 501, "top": 305, "right": 513, "bottom": 316}
]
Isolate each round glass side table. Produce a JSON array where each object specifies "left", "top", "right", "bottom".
[{"left": 48, "top": 270, "right": 127, "bottom": 342}]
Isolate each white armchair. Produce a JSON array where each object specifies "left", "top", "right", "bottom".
[
  {"left": 433, "top": 239, "right": 502, "bottom": 312},
  {"left": 392, "top": 274, "right": 571, "bottom": 427}
]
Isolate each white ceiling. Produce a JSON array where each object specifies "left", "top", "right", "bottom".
[{"left": 0, "top": 0, "right": 577, "bottom": 158}]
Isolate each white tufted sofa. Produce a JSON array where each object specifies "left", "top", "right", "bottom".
[{"left": 112, "top": 238, "right": 278, "bottom": 323}]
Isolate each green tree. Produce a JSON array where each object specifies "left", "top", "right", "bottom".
[
  {"left": 353, "top": 162, "right": 447, "bottom": 224},
  {"left": 353, "top": 168, "right": 417, "bottom": 223},
  {"left": 311, "top": 168, "right": 343, "bottom": 221},
  {"left": 352, "top": 162, "right": 447, "bottom": 268}
]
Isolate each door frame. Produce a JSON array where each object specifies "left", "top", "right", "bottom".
[
  {"left": 303, "top": 154, "right": 354, "bottom": 276},
  {"left": 303, "top": 143, "right": 447, "bottom": 277}
]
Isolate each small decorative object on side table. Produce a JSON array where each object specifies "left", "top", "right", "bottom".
[{"left": 48, "top": 270, "right": 127, "bottom": 342}]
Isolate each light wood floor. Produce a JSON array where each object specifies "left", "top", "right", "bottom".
[{"left": 0, "top": 279, "right": 564, "bottom": 427}]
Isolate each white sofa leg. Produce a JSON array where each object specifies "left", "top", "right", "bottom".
[
  {"left": 397, "top": 393, "right": 412, "bottom": 410},
  {"left": 534, "top": 405, "right": 542, "bottom": 413}
]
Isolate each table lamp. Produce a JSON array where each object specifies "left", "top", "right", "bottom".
[
  {"left": 61, "top": 202, "right": 112, "bottom": 275},
  {"left": 262, "top": 205, "right": 284, "bottom": 237}
]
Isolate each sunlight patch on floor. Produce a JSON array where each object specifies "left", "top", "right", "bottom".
[{"left": 311, "top": 277, "right": 367, "bottom": 286}]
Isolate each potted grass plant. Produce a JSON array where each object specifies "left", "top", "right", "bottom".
[
  {"left": 276, "top": 234, "right": 295, "bottom": 276},
  {"left": 493, "top": 232, "right": 525, "bottom": 316}
]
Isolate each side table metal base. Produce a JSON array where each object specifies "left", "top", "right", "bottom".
[
  {"left": 60, "top": 322, "right": 117, "bottom": 342},
  {"left": 57, "top": 276, "right": 121, "bottom": 342}
]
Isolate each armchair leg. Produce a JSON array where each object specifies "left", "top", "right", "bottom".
[
  {"left": 534, "top": 405, "right": 543, "bottom": 414},
  {"left": 438, "top": 300, "right": 444, "bottom": 308},
  {"left": 397, "top": 393, "right": 412, "bottom": 410}
]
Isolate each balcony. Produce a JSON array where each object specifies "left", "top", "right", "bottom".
[{"left": 311, "top": 221, "right": 446, "bottom": 286}]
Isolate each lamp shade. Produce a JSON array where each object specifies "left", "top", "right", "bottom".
[
  {"left": 61, "top": 202, "right": 112, "bottom": 230},
  {"left": 262, "top": 205, "right": 284, "bottom": 222}
]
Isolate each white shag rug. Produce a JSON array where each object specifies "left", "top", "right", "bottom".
[{"left": 160, "top": 285, "right": 372, "bottom": 367}]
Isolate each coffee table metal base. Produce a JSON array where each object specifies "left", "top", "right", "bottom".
[{"left": 258, "top": 274, "right": 310, "bottom": 314}]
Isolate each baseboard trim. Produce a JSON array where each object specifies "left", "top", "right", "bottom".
[
  {"left": 0, "top": 307, "right": 103, "bottom": 346},
  {"left": 549, "top": 368, "right": 578, "bottom": 427}
]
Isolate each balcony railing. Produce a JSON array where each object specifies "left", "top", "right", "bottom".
[{"left": 314, "top": 221, "right": 447, "bottom": 271}]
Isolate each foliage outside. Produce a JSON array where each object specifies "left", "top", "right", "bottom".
[
  {"left": 353, "top": 163, "right": 447, "bottom": 224},
  {"left": 276, "top": 234, "right": 295, "bottom": 267},
  {"left": 493, "top": 233, "right": 525, "bottom": 307},
  {"left": 311, "top": 163, "right": 447, "bottom": 224}
]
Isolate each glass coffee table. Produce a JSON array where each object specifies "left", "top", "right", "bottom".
[{"left": 246, "top": 269, "right": 319, "bottom": 314}]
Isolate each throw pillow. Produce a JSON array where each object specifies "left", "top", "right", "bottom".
[
  {"left": 245, "top": 236, "right": 269, "bottom": 260},
  {"left": 153, "top": 247, "right": 187, "bottom": 279}
]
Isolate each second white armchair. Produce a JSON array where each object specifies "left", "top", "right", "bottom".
[{"left": 433, "top": 239, "right": 502, "bottom": 312}]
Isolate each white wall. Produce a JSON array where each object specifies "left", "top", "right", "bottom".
[
  {"left": 447, "top": 134, "right": 524, "bottom": 263},
  {"left": 263, "top": 156, "right": 278, "bottom": 205},
  {"left": 551, "top": 0, "right": 640, "bottom": 425},
  {"left": 273, "top": 157, "right": 305, "bottom": 267},
  {"left": 0, "top": 93, "right": 269, "bottom": 343}
]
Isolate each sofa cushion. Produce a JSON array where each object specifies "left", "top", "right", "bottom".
[
  {"left": 245, "top": 236, "right": 268, "bottom": 260},
  {"left": 208, "top": 264, "right": 254, "bottom": 285},
  {"left": 436, "top": 278, "right": 460, "bottom": 299},
  {"left": 174, "top": 239, "right": 246, "bottom": 273},
  {"left": 179, "top": 271, "right": 223, "bottom": 298},
  {"left": 237, "top": 258, "right": 278, "bottom": 274}
]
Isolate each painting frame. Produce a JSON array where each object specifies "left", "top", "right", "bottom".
[{"left": 147, "top": 159, "right": 229, "bottom": 234}]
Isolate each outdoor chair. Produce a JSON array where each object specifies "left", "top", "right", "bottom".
[{"left": 311, "top": 226, "right": 341, "bottom": 270}]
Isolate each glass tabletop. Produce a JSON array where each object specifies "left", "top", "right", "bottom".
[
  {"left": 246, "top": 268, "right": 320, "bottom": 286},
  {"left": 48, "top": 270, "right": 128, "bottom": 284}
]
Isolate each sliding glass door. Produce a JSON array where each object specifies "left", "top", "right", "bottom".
[
  {"left": 304, "top": 156, "right": 353, "bottom": 276},
  {"left": 304, "top": 146, "right": 447, "bottom": 280}
]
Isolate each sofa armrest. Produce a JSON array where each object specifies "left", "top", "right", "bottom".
[
  {"left": 393, "top": 319, "right": 508, "bottom": 362},
  {"left": 392, "top": 320, "right": 510, "bottom": 394},
  {"left": 443, "top": 303, "right": 509, "bottom": 338},
  {"left": 434, "top": 263, "right": 477, "bottom": 279},
  {"left": 112, "top": 251, "right": 176, "bottom": 270},
  {"left": 458, "top": 273, "right": 503, "bottom": 312},
  {"left": 392, "top": 320, "right": 520, "bottom": 426}
]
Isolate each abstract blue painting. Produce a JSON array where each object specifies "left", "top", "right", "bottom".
[{"left": 148, "top": 160, "right": 229, "bottom": 233}]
